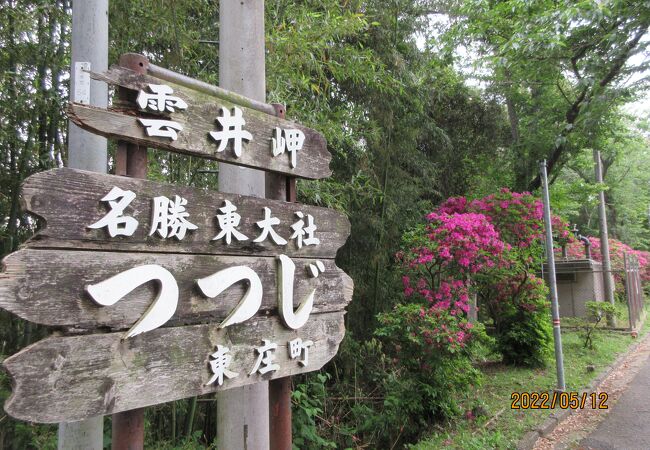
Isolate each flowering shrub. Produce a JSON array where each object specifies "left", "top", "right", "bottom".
[
  {"left": 476, "top": 272, "right": 551, "bottom": 365},
  {"left": 439, "top": 188, "right": 573, "bottom": 250},
  {"left": 438, "top": 188, "right": 545, "bottom": 247},
  {"left": 398, "top": 212, "right": 504, "bottom": 314},
  {"left": 560, "top": 236, "right": 650, "bottom": 296},
  {"left": 461, "top": 190, "right": 556, "bottom": 366},
  {"left": 394, "top": 189, "right": 559, "bottom": 367},
  {"left": 372, "top": 213, "right": 500, "bottom": 428},
  {"left": 375, "top": 304, "right": 490, "bottom": 427},
  {"left": 376, "top": 304, "right": 483, "bottom": 368}
]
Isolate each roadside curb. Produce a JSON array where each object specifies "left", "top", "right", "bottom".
[{"left": 516, "top": 330, "right": 650, "bottom": 450}]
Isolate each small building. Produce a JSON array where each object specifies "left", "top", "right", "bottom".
[{"left": 543, "top": 259, "right": 605, "bottom": 318}]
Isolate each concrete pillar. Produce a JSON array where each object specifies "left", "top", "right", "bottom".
[
  {"left": 67, "top": 0, "right": 108, "bottom": 173},
  {"left": 59, "top": 1, "right": 108, "bottom": 447},
  {"left": 217, "top": 1, "right": 269, "bottom": 449},
  {"left": 594, "top": 150, "right": 616, "bottom": 326}
]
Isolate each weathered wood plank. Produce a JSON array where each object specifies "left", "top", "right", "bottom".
[
  {"left": 21, "top": 168, "right": 349, "bottom": 259},
  {"left": 0, "top": 249, "right": 353, "bottom": 331},
  {"left": 3, "top": 311, "right": 345, "bottom": 423},
  {"left": 69, "top": 68, "right": 331, "bottom": 180}
]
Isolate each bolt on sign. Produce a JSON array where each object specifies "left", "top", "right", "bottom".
[{"left": 0, "top": 55, "right": 352, "bottom": 424}]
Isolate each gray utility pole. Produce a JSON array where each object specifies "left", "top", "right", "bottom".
[
  {"left": 67, "top": 0, "right": 109, "bottom": 173},
  {"left": 594, "top": 150, "right": 616, "bottom": 326},
  {"left": 540, "top": 160, "right": 566, "bottom": 391},
  {"left": 217, "top": 1, "right": 269, "bottom": 449},
  {"left": 59, "top": 1, "right": 108, "bottom": 449}
]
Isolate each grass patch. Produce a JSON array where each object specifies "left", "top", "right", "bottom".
[
  {"left": 411, "top": 313, "right": 649, "bottom": 449},
  {"left": 561, "top": 301, "right": 635, "bottom": 330}
]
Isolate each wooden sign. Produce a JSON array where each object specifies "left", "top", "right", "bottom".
[
  {"left": 1, "top": 56, "right": 353, "bottom": 425},
  {"left": 1, "top": 169, "right": 352, "bottom": 422},
  {"left": 4, "top": 312, "right": 345, "bottom": 423},
  {"left": 68, "top": 65, "right": 331, "bottom": 180},
  {"left": 19, "top": 168, "right": 348, "bottom": 258},
  {"left": 0, "top": 249, "right": 352, "bottom": 331}
]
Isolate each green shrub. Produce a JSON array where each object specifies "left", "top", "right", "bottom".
[
  {"left": 496, "top": 308, "right": 552, "bottom": 366},
  {"left": 292, "top": 373, "right": 337, "bottom": 450},
  {"left": 482, "top": 273, "right": 553, "bottom": 366},
  {"left": 373, "top": 304, "right": 490, "bottom": 442},
  {"left": 583, "top": 301, "right": 620, "bottom": 349}
]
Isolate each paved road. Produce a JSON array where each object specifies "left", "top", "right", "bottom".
[{"left": 580, "top": 352, "right": 650, "bottom": 450}]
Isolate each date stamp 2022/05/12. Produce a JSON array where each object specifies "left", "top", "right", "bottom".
[{"left": 511, "top": 391, "right": 609, "bottom": 410}]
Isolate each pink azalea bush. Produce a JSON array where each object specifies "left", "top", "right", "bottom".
[
  {"left": 375, "top": 300, "right": 489, "bottom": 427},
  {"left": 390, "top": 189, "right": 569, "bottom": 366},
  {"left": 439, "top": 188, "right": 573, "bottom": 249},
  {"left": 560, "top": 236, "right": 650, "bottom": 296},
  {"left": 397, "top": 212, "right": 504, "bottom": 316},
  {"left": 375, "top": 213, "right": 500, "bottom": 421},
  {"left": 438, "top": 188, "right": 544, "bottom": 247}
]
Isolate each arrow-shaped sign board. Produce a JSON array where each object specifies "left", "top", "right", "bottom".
[{"left": 68, "top": 65, "right": 331, "bottom": 180}]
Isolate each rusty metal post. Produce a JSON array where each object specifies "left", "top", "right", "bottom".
[
  {"left": 110, "top": 54, "right": 149, "bottom": 450},
  {"left": 111, "top": 408, "right": 145, "bottom": 450},
  {"left": 625, "top": 253, "right": 634, "bottom": 330},
  {"left": 268, "top": 103, "right": 293, "bottom": 450},
  {"left": 115, "top": 54, "right": 150, "bottom": 181},
  {"left": 269, "top": 377, "right": 292, "bottom": 450}
]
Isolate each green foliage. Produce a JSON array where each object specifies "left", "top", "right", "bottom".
[
  {"left": 477, "top": 269, "right": 552, "bottom": 367},
  {"left": 372, "top": 304, "right": 488, "bottom": 443},
  {"left": 446, "top": 0, "right": 650, "bottom": 190},
  {"left": 552, "top": 115, "right": 650, "bottom": 251},
  {"left": 0, "top": 0, "right": 69, "bottom": 255},
  {"left": 414, "top": 324, "right": 648, "bottom": 448},
  {"left": 495, "top": 301, "right": 553, "bottom": 366},
  {"left": 292, "top": 374, "right": 337, "bottom": 450},
  {"left": 304, "top": 329, "right": 482, "bottom": 448},
  {"left": 149, "top": 431, "right": 216, "bottom": 450},
  {"left": 318, "top": 340, "right": 444, "bottom": 447},
  {"left": 582, "top": 301, "right": 620, "bottom": 349},
  {"left": 477, "top": 264, "right": 552, "bottom": 367}
]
